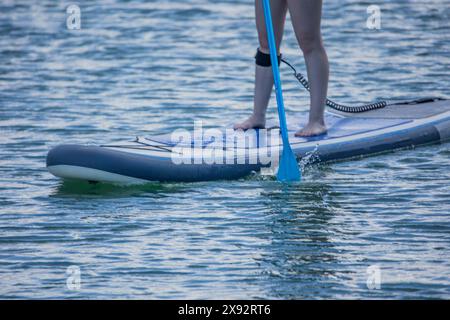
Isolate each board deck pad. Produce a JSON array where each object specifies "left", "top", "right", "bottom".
[{"left": 145, "top": 113, "right": 411, "bottom": 149}]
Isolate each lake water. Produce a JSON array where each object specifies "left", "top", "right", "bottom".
[{"left": 1, "top": 0, "right": 449, "bottom": 299}]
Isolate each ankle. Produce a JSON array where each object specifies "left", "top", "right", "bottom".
[
  {"left": 308, "top": 117, "right": 325, "bottom": 126},
  {"left": 252, "top": 112, "right": 266, "bottom": 121}
]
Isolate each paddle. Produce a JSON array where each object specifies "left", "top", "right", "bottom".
[{"left": 261, "top": 0, "right": 301, "bottom": 182}]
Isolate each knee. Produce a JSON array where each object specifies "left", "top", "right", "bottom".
[{"left": 298, "top": 32, "right": 323, "bottom": 55}]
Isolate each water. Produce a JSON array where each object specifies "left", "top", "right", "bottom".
[{"left": 1, "top": 0, "right": 449, "bottom": 299}]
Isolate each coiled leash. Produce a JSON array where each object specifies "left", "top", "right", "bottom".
[{"left": 281, "top": 58, "right": 387, "bottom": 113}]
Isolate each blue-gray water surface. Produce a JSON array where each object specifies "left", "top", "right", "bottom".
[{"left": 1, "top": 0, "right": 449, "bottom": 299}]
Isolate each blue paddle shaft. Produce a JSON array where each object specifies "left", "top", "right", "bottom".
[
  {"left": 261, "top": 0, "right": 289, "bottom": 145},
  {"left": 262, "top": 0, "right": 301, "bottom": 182}
]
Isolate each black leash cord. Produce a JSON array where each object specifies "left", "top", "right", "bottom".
[{"left": 281, "top": 58, "right": 387, "bottom": 113}]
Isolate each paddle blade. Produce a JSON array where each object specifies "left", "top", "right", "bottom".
[{"left": 276, "top": 145, "right": 301, "bottom": 182}]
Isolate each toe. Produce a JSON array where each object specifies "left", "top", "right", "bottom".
[
  {"left": 295, "top": 126, "right": 327, "bottom": 137},
  {"left": 233, "top": 122, "right": 246, "bottom": 130},
  {"left": 294, "top": 130, "right": 308, "bottom": 137}
]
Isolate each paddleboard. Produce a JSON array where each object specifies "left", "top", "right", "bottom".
[{"left": 47, "top": 98, "right": 450, "bottom": 184}]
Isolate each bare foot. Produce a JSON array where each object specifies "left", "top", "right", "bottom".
[
  {"left": 295, "top": 122, "right": 327, "bottom": 137},
  {"left": 233, "top": 115, "right": 266, "bottom": 130}
]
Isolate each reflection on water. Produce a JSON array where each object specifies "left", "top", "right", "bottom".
[
  {"left": 53, "top": 179, "right": 186, "bottom": 198},
  {"left": 260, "top": 181, "right": 340, "bottom": 298}
]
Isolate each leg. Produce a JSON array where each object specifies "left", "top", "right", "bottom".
[
  {"left": 288, "top": 0, "right": 329, "bottom": 137},
  {"left": 234, "top": 0, "right": 288, "bottom": 130}
]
